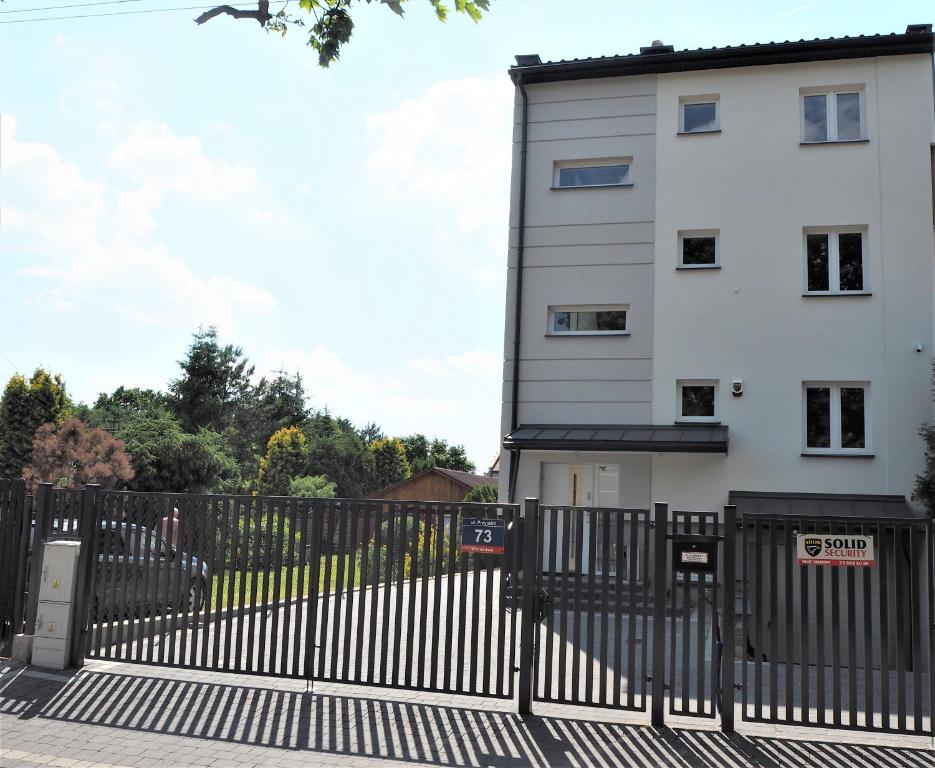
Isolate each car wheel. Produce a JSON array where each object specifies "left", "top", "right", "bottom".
[{"left": 184, "top": 580, "right": 206, "bottom": 613}]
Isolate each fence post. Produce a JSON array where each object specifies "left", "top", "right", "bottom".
[
  {"left": 721, "top": 504, "right": 737, "bottom": 733},
  {"left": 70, "top": 484, "right": 100, "bottom": 668},
  {"left": 11, "top": 488, "right": 31, "bottom": 640},
  {"left": 651, "top": 502, "right": 668, "bottom": 727},
  {"left": 24, "top": 482, "right": 53, "bottom": 633},
  {"left": 517, "top": 496, "right": 539, "bottom": 715}
]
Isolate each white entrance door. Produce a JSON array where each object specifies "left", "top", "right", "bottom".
[{"left": 541, "top": 463, "right": 620, "bottom": 573}]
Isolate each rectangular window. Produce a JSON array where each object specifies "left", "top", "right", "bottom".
[
  {"left": 676, "top": 380, "right": 718, "bottom": 423},
  {"left": 801, "top": 88, "right": 866, "bottom": 143},
  {"left": 803, "top": 382, "right": 870, "bottom": 454},
  {"left": 678, "top": 230, "right": 719, "bottom": 269},
  {"left": 804, "top": 229, "right": 867, "bottom": 294},
  {"left": 554, "top": 159, "right": 631, "bottom": 189},
  {"left": 679, "top": 96, "right": 720, "bottom": 134},
  {"left": 548, "top": 306, "right": 629, "bottom": 336}
]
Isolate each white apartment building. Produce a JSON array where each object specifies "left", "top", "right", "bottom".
[{"left": 499, "top": 26, "right": 935, "bottom": 518}]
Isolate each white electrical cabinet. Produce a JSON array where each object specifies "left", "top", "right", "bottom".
[{"left": 33, "top": 540, "right": 81, "bottom": 670}]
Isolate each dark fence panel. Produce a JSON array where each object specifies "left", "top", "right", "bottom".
[
  {"left": 741, "top": 514, "right": 934, "bottom": 735},
  {"left": 80, "top": 490, "right": 519, "bottom": 699},
  {"left": 533, "top": 506, "right": 651, "bottom": 711},
  {"left": 0, "top": 479, "right": 30, "bottom": 656}
]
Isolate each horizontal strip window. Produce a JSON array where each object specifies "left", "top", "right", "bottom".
[
  {"left": 553, "top": 158, "right": 632, "bottom": 189},
  {"left": 548, "top": 305, "right": 629, "bottom": 336}
]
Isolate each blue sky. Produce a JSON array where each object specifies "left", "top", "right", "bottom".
[{"left": 0, "top": 0, "right": 929, "bottom": 469}]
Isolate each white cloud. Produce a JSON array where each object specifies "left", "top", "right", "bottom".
[
  {"left": 262, "top": 344, "right": 502, "bottom": 468},
  {"left": 108, "top": 120, "right": 256, "bottom": 201},
  {"left": 364, "top": 77, "right": 514, "bottom": 286},
  {"left": 2, "top": 115, "right": 276, "bottom": 336}
]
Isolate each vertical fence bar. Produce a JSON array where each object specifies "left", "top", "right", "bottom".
[
  {"left": 417, "top": 504, "right": 432, "bottom": 689},
  {"left": 651, "top": 503, "right": 667, "bottom": 727},
  {"left": 928, "top": 520, "right": 935, "bottom": 736},
  {"left": 696, "top": 515, "right": 707, "bottom": 715},
  {"left": 71, "top": 485, "right": 100, "bottom": 667},
  {"left": 895, "top": 524, "right": 908, "bottom": 732},
  {"left": 830, "top": 526, "right": 842, "bottom": 728},
  {"left": 11, "top": 489, "right": 32, "bottom": 643},
  {"left": 799, "top": 518, "right": 810, "bottom": 725},
  {"left": 368, "top": 503, "right": 384, "bottom": 684},
  {"left": 558, "top": 509, "right": 570, "bottom": 702},
  {"left": 443, "top": 505, "right": 457, "bottom": 691},
  {"left": 572, "top": 508, "right": 583, "bottom": 703},
  {"left": 753, "top": 518, "right": 763, "bottom": 721},
  {"left": 496, "top": 505, "right": 513, "bottom": 697},
  {"left": 518, "top": 497, "right": 539, "bottom": 715},
  {"left": 862, "top": 523, "right": 874, "bottom": 729},
  {"left": 330, "top": 502, "right": 348, "bottom": 680},
  {"left": 599, "top": 509, "right": 610, "bottom": 706},
  {"left": 343, "top": 502, "right": 360, "bottom": 681},
  {"left": 623, "top": 511, "right": 635, "bottom": 709},
  {"left": 268, "top": 499, "right": 285, "bottom": 675},
  {"left": 483, "top": 511, "right": 495, "bottom": 696},
  {"left": 815, "top": 547, "right": 826, "bottom": 725},
  {"left": 911, "top": 524, "right": 923, "bottom": 734},
  {"left": 585, "top": 510, "right": 597, "bottom": 704},
  {"left": 202, "top": 496, "right": 219, "bottom": 669},
  {"left": 768, "top": 518, "right": 778, "bottom": 721},
  {"left": 25, "top": 483, "right": 53, "bottom": 632},
  {"left": 379, "top": 504, "right": 396, "bottom": 685},
  {"left": 879, "top": 523, "right": 891, "bottom": 729},
  {"left": 846, "top": 551, "right": 858, "bottom": 728},
  {"left": 429, "top": 506, "right": 444, "bottom": 690},
  {"left": 392, "top": 504, "right": 408, "bottom": 685},
  {"left": 783, "top": 517, "right": 794, "bottom": 722},
  {"left": 542, "top": 508, "right": 557, "bottom": 701},
  {"left": 678, "top": 514, "right": 689, "bottom": 714},
  {"left": 319, "top": 501, "right": 337, "bottom": 680},
  {"left": 721, "top": 506, "right": 736, "bottom": 733},
  {"left": 233, "top": 498, "right": 250, "bottom": 672},
  {"left": 258, "top": 498, "right": 276, "bottom": 673},
  {"left": 353, "top": 502, "right": 370, "bottom": 683},
  {"left": 293, "top": 500, "right": 308, "bottom": 678},
  {"left": 304, "top": 502, "right": 323, "bottom": 683},
  {"left": 404, "top": 504, "right": 419, "bottom": 688}
]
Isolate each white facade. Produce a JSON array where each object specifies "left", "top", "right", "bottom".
[{"left": 500, "top": 36, "right": 935, "bottom": 513}]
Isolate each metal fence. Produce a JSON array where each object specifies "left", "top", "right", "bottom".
[
  {"left": 532, "top": 506, "right": 651, "bottom": 710},
  {"left": 741, "top": 513, "right": 934, "bottom": 735},
  {"left": 5, "top": 481, "right": 934, "bottom": 739},
  {"left": 78, "top": 489, "right": 520, "bottom": 700},
  {"left": 0, "top": 479, "right": 30, "bottom": 656}
]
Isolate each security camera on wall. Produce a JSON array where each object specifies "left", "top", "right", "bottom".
[{"left": 731, "top": 379, "right": 743, "bottom": 397}]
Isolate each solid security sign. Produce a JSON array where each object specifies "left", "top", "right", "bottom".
[
  {"left": 796, "top": 534, "right": 875, "bottom": 567},
  {"left": 461, "top": 519, "right": 505, "bottom": 555},
  {"left": 681, "top": 551, "right": 709, "bottom": 565}
]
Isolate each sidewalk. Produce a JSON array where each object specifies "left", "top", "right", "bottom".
[{"left": 0, "top": 659, "right": 932, "bottom": 768}]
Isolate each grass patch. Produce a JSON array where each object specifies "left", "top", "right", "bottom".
[{"left": 208, "top": 555, "right": 361, "bottom": 610}]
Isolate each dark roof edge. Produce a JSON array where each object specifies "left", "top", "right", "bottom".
[
  {"left": 729, "top": 490, "right": 907, "bottom": 503},
  {"left": 509, "top": 31, "right": 935, "bottom": 85}
]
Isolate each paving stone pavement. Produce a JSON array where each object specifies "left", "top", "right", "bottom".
[{"left": 1, "top": 660, "right": 933, "bottom": 768}]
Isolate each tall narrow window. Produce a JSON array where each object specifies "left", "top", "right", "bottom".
[
  {"left": 803, "top": 383, "right": 871, "bottom": 455},
  {"left": 801, "top": 88, "right": 866, "bottom": 143},
  {"left": 804, "top": 229, "right": 867, "bottom": 295}
]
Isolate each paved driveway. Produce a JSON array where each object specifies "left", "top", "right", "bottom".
[{"left": 1, "top": 659, "right": 933, "bottom": 768}]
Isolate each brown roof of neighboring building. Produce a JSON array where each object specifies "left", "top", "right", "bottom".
[
  {"left": 368, "top": 466, "right": 492, "bottom": 499},
  {"left": 509, "top": 25, "right": 934, "bottom": 85}
]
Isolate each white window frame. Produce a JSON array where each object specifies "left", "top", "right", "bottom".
[
  {"left": 677, "top": 229, "right": 720, "bottom": 269},
  {"left": 678, "top": 95, "right": 720, "bottom": 134},
  {"left": 802, "top": 381, "right": 872, "bottom": 456},
  {"left": 800, "top": 86, "right": 867, "bottom": 143},
  {"left": 552, "top": 157, "right": 632, "bottom": 189},
  {"left": 546, "top": 305, "right": 630, "bottom": 337},
  {"left": 802, "top": 227, "right": 869, "bottom": 295},
  {"left": 676, "top": 379, "right": 719, "bottom": 423}
]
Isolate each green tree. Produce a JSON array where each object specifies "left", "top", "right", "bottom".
[
  {"left": 229, "top": 370, "right": 308, "bottom": 483},
  {"left": 0, "top": 369, "right": 69, "bottom": 479},
  {"left": 116, "top": 410, "right": 239, "bottom": 493},
  {"left": 23, "top": 417, "right": 133, "bottom": 491},
  {"left": 463, "top": 484, "right": 497, "bottom": 503},
  {"left": 304, "top": 411, "right": 375, "bottom": 497},
  {"left": 170, "top": 327, "right": 255, "bottom": 434},
  {"left": 401, "top": 433, "right": 475, "bottom": 474},
  {"left": 289, "top": 474, "right": 337, "bottom": 498},
  {"left": 257, "top": 426, "right": 309, "bottom": 496},
  {"left": 195, "top": 0, "right": 489, "bottom": 67},
  {"left": 85, "top": 386, "right": 171, "bottom": 433},
  {"left": 914, "top": 361, "right": 935, "bottom": 512},
  {"left": 369, "top": 437, "right": 410, "bottom": 491}
]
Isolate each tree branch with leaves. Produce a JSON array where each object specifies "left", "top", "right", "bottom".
[{"left": 195, "top": 0, "right": 490, "bottom": 67}]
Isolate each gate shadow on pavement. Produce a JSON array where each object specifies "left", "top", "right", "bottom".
[{"left": 1, "top": 668, "right": 933, "bottom": 768}]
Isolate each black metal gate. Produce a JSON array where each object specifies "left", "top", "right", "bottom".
[
  {"left": 0, "top": 478, "right": 30, "bottom": 657},
  {"left": 76, "top": 488, "right": 519, "bottom": 700},
  {"left": 740, "top": 512, "right": 934, "bottom": 735}
]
